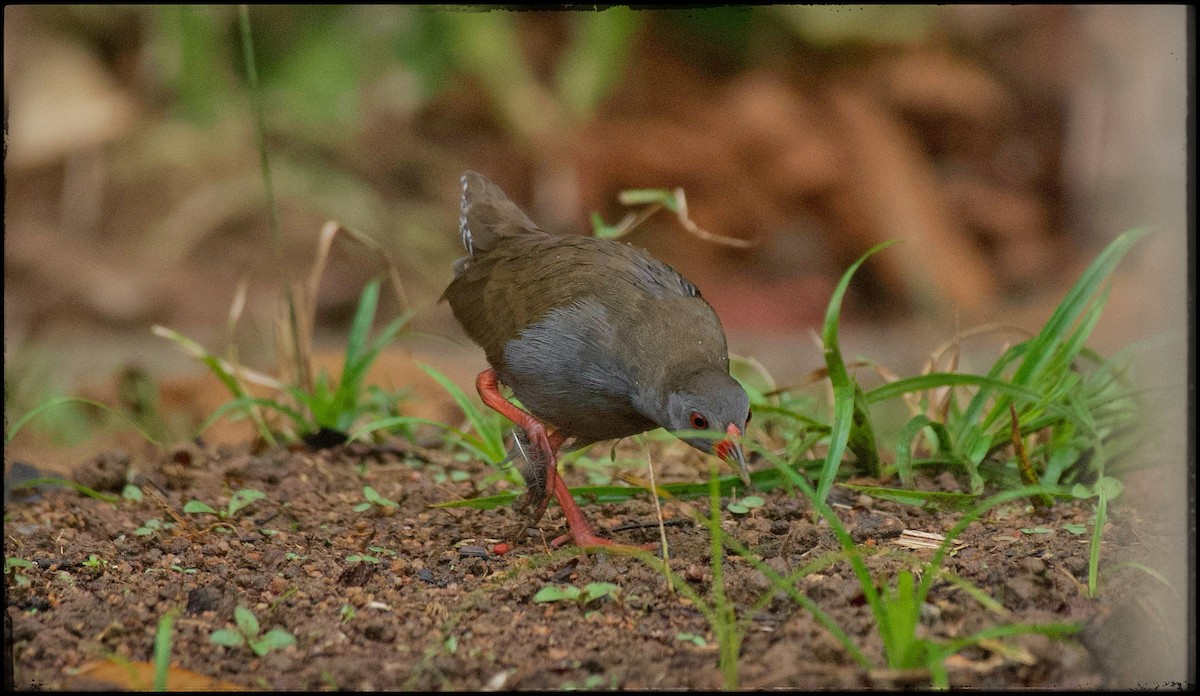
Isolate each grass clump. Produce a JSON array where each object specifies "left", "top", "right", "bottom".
[
  {"left": 615, "top": 228, "right": 1150, "bottom": 688},
  {"left": 770, "top": 228, "right": 1153, "bottom": 524},
  {"left": 784, "top": 461, "right": 1079, "bottom": 687}
]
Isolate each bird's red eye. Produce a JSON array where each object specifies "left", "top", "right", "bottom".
[{"left": 689, "top": 412, "right": 709, "bottom": 430}]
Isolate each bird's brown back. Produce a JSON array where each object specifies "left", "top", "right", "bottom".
[{"left": 443, "top": 233, "right": 719, "bottom": 372}]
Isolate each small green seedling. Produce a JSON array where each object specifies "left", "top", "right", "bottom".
[
  {"left": 352, "top": 485, "right": 399, "bottom": 512},
  {"left": 81, "top": 554, "right": 106, "bottom": 570},
  {"left": 5, "top": 557, "right": 34, "bottom": 587},
  {"left": 726, "top": 495, "right": 765, "bottom": 515},
  {"left": 533, "top": 582, "right": 621, "bottom": 606},
  {"left": 184, "top": 488, "right": 266, "bottom": 519},
  {"left": 675, "top": 632, "right": 708, "bottom": 647},
  {"left": 134, "top": 518, "right": 177, "bottom": 536},
  {"left": 345, "top": 554, "right": 380, "bottom": 564},
  {"left": 533, "top": 585, "right": 581, "bottom": 603},
  {"left": 210, "top": 605, "right": 296, "bottom": 657},
  {"left": 561, "top": 674, "right": 612, "bottom": 691},
  {"left": 340, "top": 605, "right": 356, "bottom": 623}
]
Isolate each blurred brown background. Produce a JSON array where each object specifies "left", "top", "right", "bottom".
[
  {"left": 4, "top": 8, "right": 1186, "bottom": 353},
  {"left": 4, "top": 4, "right": 1188, "bottom": 434},
  {"left": 3, "top": 5, "right": 1192, "bottom": 684}
]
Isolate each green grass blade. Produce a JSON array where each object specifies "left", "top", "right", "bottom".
[
  {"left": 767, "top": 453, "right": 890, "bottom": 645},
  {"left": 154, "top": 326, "right": 243, "bottom": 398},
  {"left": 893, "top": 414, "right": 936, "bottom": 487},
  {"left": 937, "top": 621, "right": 1080, "bottom": 660},
  {"left": 1087, "top": 477, "right": 1109, "bottom": 597},
  {"left": 838, "top": 484, "right": 979, "bottom": 511},
  {"left": 935, "top": 570, "right": 1009, "bottom": 616},
  {"left": 954, "top": 228, "right": 1148, "bottom": 468},
  {"left": 350, "top": 412, "right": 499, "bottom": 463},
  {"left": 8, "top": 476, "right": 121, "bottom": 504},
  {"left": 153, "top": 607, "right": 181, "bottom": 691},
  {"left": 748, "top": 403, "right": 830, "bottom": 431},
  {"left": 954, "top": 342, "right": 1031, "bottom": 450},
  {"left": 364, "top": 311, "right": 415, "bottom": 360},
  {"left": 848, "top": 383, "right": 881, "bottom": 477},
  {"left": 196, "top": 396, "right": 309, "bottom": 439},
  {"left": 914, "top": 484, "right": 1066, "bottom": 601},
  {"left": 5, "top": 396, "right": 166, "bottom": 449},
  {"left": 154, "top": 325, "right": 275, "bottom": 443},
  {"left": 330, "top": 311, "right": 415, "bottom": 431},
  {"left": 344, "top": 279, "right": 381, "bottom": 367},
  {"left": 418, "top": 364, "right": 505, "bottom": 462},
  {"left": 431, "top": 458, "right": 824, "bottom": 510},
  {"left": 717, "top": 533, "right": 874, "bottom": 670},
  {"left": 1011, "top": 227, "right": 1150, "bottom": 387},
  {"left": 816, "top": 241, "right": 898, "bottom": 511},
  {"left": 330, "top": 279, "right": 383, "bottom": 420},
  {"left": 864, "top": 373, "right": 1043, "bottom": 406}
]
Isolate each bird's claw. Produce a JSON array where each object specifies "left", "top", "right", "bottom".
[{"left": 550, "top": 530, "right": 660, "bottom": 554}]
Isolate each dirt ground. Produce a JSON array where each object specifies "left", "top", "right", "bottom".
[
  {"left": 3, "top": 6, "right": 1191, "bottom": 692},
  {"left": 3, "top": 434, "right": 1184, "bottom": 691}
]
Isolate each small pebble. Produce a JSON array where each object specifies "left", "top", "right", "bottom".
[
  {"left": 458, "top": 545, "right": 489, "bottom": 559},
  {"left": 1019, "top": 556, "right": 1046, "bottom": 574}
]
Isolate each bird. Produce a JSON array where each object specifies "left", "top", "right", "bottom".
[{"left": 442, "top": 171, "right": 751, "bottom": 550}]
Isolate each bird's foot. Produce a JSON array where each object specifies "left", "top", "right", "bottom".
[
  {"left": 546, "top": 468, "right": 659, "bottom": 553},
  {"left": 550, "top": 529, "right": 660, "bottom": 553}
]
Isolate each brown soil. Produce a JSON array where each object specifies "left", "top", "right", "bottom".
[
  {"left": 4, "top": 7, "right": 1189, "bottom": 692},
  {"left": 3, "top": 437, "right": 1179, "bottom": 691}
]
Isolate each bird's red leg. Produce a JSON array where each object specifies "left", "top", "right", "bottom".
[
  {"left": 476, "top": 369, "right": 563, "bottom": 523},
  {"left": 476, "top": 369, "right": 656, "bottom": 552},
  {"left": 547, "top": 475, "right": 658, "bottom": 551}
]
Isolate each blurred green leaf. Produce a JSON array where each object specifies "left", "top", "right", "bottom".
[
  {"left": 160, "top": 5, "right": 235, "bottom": 124},
  {"left": 441, "top": 10, "right": 552, "bottom": 144},
  {"left": 392, "top": 8, "right": 456, "bottom": 103},
  {"left": 554, "top": 8, "right": 639, "bottom": 120},
  {"left": 774, "top": 5, "right": 937, "bottom": 47},
  {"left": 534, "top": 585, "right": 582, "bottom": 603},
  {"left": 264, "top": 12, "right": 361, "bottom": 126}
]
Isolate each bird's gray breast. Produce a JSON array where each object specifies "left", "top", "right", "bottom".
[{"left": 500, "top": 298, "right": 655, "bottom": 442}]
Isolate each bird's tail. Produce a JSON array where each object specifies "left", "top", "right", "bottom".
[
  {"left": 454, "top": 171, "right": 543, "bottom": 275},
  {"left": 500, "top": 428, "right": 550, "bottom": 522}
]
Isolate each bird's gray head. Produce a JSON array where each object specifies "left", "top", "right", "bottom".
[{"left": 662, "top": 370, "right": 752, "bottom": 484}]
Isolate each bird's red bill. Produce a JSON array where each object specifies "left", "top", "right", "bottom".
[
  {"left": 714, "top": 424, "right": 741, "bottom": 460},
  {"left": 715, "top": 424, "right": 750, "bottom": 485}
]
